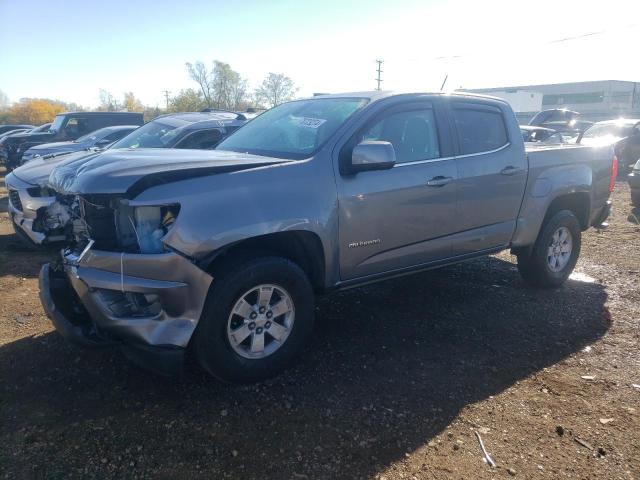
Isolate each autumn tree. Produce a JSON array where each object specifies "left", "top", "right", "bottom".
[
  {"left": 169, "top": 88, "right": 207, "bottom": 113},
  {"left": 7, "top": 98, "right": 66, "bottom": 124},
  {"left": 123, "top": 92, "right": 144, "bottom": 112},
  {"left": 254, "top": 73, "right": 297, "bottom": 108}
]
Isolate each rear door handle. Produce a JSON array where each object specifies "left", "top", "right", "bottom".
[
  {"left": 426, "top": 175, "right": 453, "bottom": 187},
  {"left": 500, "top": 166, "right": 521, "bottom": 176}
]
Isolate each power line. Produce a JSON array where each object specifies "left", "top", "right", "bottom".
[
  {"left": 375, "top": 60, "right": 383, "bottom": 91},
  {"left": 162, "top": 90, "right": 171, "bottom": 110}
]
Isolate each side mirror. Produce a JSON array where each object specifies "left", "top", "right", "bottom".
[{"left": 349, "top": 140, "right": 396, "bottom": 173}]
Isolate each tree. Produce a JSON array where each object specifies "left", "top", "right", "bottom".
[
  {"left": 169, "top": 88, "right": 207, "bottom": 113},
  {"left": 123, "top": 92, "right": 144, "bottom": 112},
  {"left": 186, "top": 60, "right": 248, "bottom": 110},
  {"left": 7, "top": 98, "right": 66, "bottom": 124},
  {"left": 255, "top": 73, "right": 297, "bottom": 108},
  {"left": 98, "top": 89, "right": 120, "bottom": 111},
  {"left": 0, "top": 89, "right": 9, "bottom": 109},
  {"left": 186, "top": 61, "right": 214, "bottom": 107}
]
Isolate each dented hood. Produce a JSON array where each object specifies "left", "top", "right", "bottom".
[
  {"left": 11, "top": 149, "right": 101, "bottom": 186},
  {"left": 48, "top": 148, "right": 288, "bottom": 196}
]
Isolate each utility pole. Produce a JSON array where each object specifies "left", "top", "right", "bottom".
[
  {"left": 162, "top": 90, "right": 171, "bottom": 110},
  {"left": 375, "top": 60, "right": 383, "bottom": 91}
]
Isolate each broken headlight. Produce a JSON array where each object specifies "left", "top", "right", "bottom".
[
  {"left": 127, "top": 204, "right": 180, "bottom": 254},
  {"left": 26, "top": 186, "right": 55, "bottom": 198}
]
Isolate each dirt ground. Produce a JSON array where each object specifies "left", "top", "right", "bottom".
[{"left": 0, "top": 167, "right": 638, "bottom": 480}]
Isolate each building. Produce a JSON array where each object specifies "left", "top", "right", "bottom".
[{"left": 466, "top": 80, "right": 640, "bottom": 124}]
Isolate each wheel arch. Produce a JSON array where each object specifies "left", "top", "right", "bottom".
[
  {"left": 199, "top": 231, "right": 326, "bottom": 292},
  {"left": 544, "top": 192, "right": 591, "bottom": 230}
]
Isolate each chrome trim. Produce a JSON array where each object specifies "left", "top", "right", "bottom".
[
  {"left": 392, "top": 142, "right": 510, "bottom": 168},
  {"left": 454, "top": 142, "right": 511, "bottom": 159},
  {"left": 393, "top": 155, "right": 455, "bottom": 167}
]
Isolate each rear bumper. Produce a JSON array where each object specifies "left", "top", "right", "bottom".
[
  {"left": 629, "top": 171, "right": 640, "bottom": 191},
  {"left": 39, "top": 247, "right": 213, "bottom": 375},
  {"left": 591, "top": 200, "right": 612, "bottom": 229}
]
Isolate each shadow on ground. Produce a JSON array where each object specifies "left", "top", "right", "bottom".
[{"left": 0, "top": 256, "right": 609, "bottom": 479}]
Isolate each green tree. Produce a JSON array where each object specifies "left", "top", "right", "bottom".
[
  {"left": 186, "top": 60, "right": 248, "bottom": 110},
  {"left": 254, "top": 73, "right": 297, "bottom": 108},
  {"left": 169, "top": 88, "right": 207, "bottom": 112}
]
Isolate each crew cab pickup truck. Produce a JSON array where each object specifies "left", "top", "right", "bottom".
[{"left": 39, "top": 91, "right": 616, "bottom": 382}]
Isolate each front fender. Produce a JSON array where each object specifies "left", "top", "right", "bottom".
[{"left": 130, "top": 157, "right": 339, "bottom": 285}]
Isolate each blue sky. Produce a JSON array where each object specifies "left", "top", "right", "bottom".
[{"left": 1, "top": 0, "right": 638, "bottom": 107}]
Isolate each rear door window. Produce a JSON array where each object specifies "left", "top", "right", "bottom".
[{"left": 452, "top": 106, "right": 508, "bottom": 155}]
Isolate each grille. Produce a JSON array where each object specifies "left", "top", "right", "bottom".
[{"left": 8, "top": 189, "right": 23, "bottom": 211}]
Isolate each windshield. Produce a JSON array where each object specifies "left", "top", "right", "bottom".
[
  {"left": 74, "top": 127, "right": 110, "bottom": 143},
  {"left": 110, "top": 117, "right": 190, "bottom": 149},
  {"left": 50, "top": 115, "right": 65, "bottom": 132},
  {"left": 582, "top": 123, "right": 634, "bottom": 139},
  {"left": 216, "top": 97, "right": 369, "bottom": 159}
]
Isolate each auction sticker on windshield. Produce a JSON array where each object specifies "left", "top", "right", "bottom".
[{"left": 296, "top": 117, "right": 327, "bottom": 128}]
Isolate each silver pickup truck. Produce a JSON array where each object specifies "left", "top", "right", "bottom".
[{"left": 39, "top": 91, "right": 616, "bottom": 382}]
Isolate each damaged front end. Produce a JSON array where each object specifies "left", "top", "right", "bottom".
[{"left": 39, "top": 192, "right": 213, "bottom": 376}]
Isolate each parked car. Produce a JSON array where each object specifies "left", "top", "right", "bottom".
[
  {"left": 0, "top": 124, "right": 35, "bottom": 135},
  {"left": 106, "top": 111, "right": 248, "bottom": 150},
  {"left": 6, "top": 111, "right": 249, "bottom": 246},
  {"left": 38, "top": 91, "right": 615, "bottom": 382},
  {"left": 579, "top": 119, "right": 640, "bottom": 172},
  {"left": 520, "top": 125, "right": 565, "bottom": 144},
  {"left": 0, "top": 128, "right": 37, "bottom": 165},
  {"left": 21, "top": 125, "right": 139, "bottom": 164},
  {"left": 528, "top": 108, "right": 593, "bottom": 135},
  {"left": 629, "top": 159, "right": 640, "bottom": 207},
  {"left": 0, "top": 111, "right": 144, "bottom": 170}
]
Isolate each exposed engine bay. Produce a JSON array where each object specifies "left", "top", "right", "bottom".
[{"left": 33, "top": 193, "right": 180, "bottom": 255}]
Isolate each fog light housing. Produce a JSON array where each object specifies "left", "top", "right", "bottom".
[{"left": 98, "top": 290, "right": 162, "bottom": 318}]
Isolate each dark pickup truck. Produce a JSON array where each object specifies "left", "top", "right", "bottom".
[
  {"left": 39, "top": 91, "right": 616, "bottom": 382},
  {"left": 1, "top": 111, "right": 143, "bottom": 170}
]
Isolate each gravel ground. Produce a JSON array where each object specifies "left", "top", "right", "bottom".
[{"left": 0, "top": 168, "right": 639, "bottom": 479}]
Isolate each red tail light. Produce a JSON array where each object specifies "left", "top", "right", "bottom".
[{"left": 609, "top": 155, "right": 618, "bottom": 193}]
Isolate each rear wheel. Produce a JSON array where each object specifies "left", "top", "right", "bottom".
[
  {"left": 517, "top": 210, "right": 581, "bottom": 288},
  {"left": 193, "top": 256, "right": 314, "bottom": 383}
]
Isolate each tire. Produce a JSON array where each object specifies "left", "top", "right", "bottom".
[
  {"left": 193, "top": 256, "right": 315, "bottom": 383},
  {"left": 517, "top": 210, "right": 581, "bottom": 288}
]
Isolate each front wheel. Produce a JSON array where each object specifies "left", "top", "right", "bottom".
[
  {"left": 517, "top": 210, "right": 581, "bottom": 288},
  {"left": 193, "top": 256, "right": 315, "bottom": 383}
]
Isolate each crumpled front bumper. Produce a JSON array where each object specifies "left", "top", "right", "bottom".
[
  {"left": 39, "top": 247, "right": 213, "bottom": 375},
  {"left": 5, "top": 173, "right": 56, "bottom": 245}
]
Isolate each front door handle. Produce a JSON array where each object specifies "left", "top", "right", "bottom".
[
  {"left": 426, "top": 175, "right": 453, "bottom": 187},
  {"left": 500, "top": 165, "right": 522, "bottom": 176}
]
